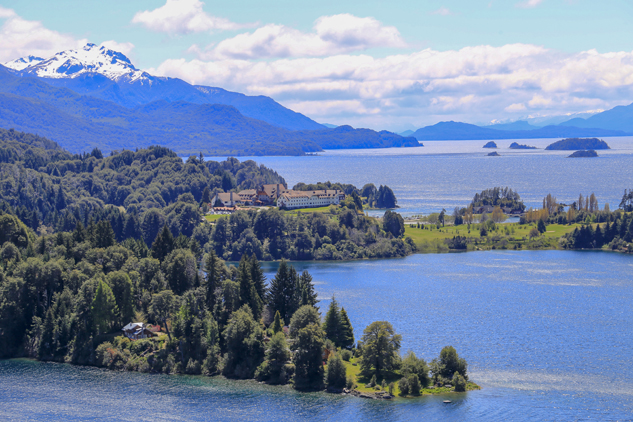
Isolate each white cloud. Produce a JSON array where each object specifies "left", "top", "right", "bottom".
[
  {"left": 151, "top": 43, "right": 633, "bottom": 129},
  {"left": 505, "top": 103, "right": 527, "bottom": 112},
  {"left": 132, "top": 0, "right": 251, "bottom": 34},
  {"left": 100, "top": 40, "right": 134, "bottom": 56},
  {"left": 195, "top": 14, "right": 406, "bottom": 60},
  {"left": 430, "top": 7, "right": 454, "bottom": 16},
  {"left": 0, "top": 7, "right": 86, "bottom": 62},
  {"left": 516, "top": 0, "right": 544, "bottom": 8}
]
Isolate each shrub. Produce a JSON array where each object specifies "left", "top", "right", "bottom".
[
  {"left": 408, "top": 374, "right": 421, "bottom": 395},
  {"left": 186, "top": 358, "right": 202, "bottom": 375},
  {"left": 325, "top": 354, "right": 347, "bottom": 389},
  {"left": 370, "top": 374, "right": 377, "bottom": 387},
  {"left": 453, "top": 372, "right": 467, "bottom": 392},
  {"left": 340, "top": 349, "right": 352, "bottom": 361},
  {"left": 398, "top": 377, "right": 410, "bottom": 396},
  {"left": 346, "top": 375, "right": 355, "bottom": 390}
]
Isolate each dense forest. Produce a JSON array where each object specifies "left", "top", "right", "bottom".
[
  {"left": 0, "top": 130, "right": 415, "bottom": 262},
  {"left": 0, "top": 216, "right": 468, "bottom": 393}
]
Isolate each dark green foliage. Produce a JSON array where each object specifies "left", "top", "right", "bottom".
[
  {"left": 289, "top": 305, "right": 320, "bottom": 337},
  {"left": 325, "top": 353, "right": 347, "bottom": 389},
  {"left": 268, "top": 260, "right": 300, "bottom": 323},
  {"left": 236, "top": 255, "right": 263, "bottom": 320},
  {"left": 383, "top": 210, "right": 405, "bottom": 238},
  {"left": 292, "top": 323, "right": 325, "bottom": 390},
  {"left": 255, "top": 332, "right": 291, "bottom": 384},
  {"left": 272, "top": 311, "right": 284, "bottom": 334},
  {"left": 376, "top": 185, "right": 397, "bottom": 209},
  {"left": 537, "top": 219, "right": 547, "bottom": 234},
  {"left": 408, "top": 374, "right": 421, "bottom": 395},
  {"left": 149, "top": 290, "right": 176, "bottom": 341},
  {"left": 431, "top": 346, "right": 468, "bottom": 382},
  {"left": 152, "top": 225, "right": 174, "bottom": 261},
  {"left": 338, "top": 308, "right": 355, "bottom": 350},
  {"left": 358, "top": 321, "right": 402, "bottom": 378},
  {"left": 471, "top": 187, "right": 525, "bottom": 212},
  {"left": 545, "top": 138, "right": 610, "bottom": 150},
  {"left": 222, "top": 305, "right": 265, "bottom": 379},
  {"left": 398, "top": 377, "right": 409, "bottom": 395},
  {"left": 91, "top": 280, "right": 118, "bottom": 335},
  {"left": 322, "top": 297, "right": 342, "bottom": 347},
  {"left": 453, "top": 372, "right": 467, "bottom": 392},
  {"left": 401, "top": 351, "right": 430, "bottom": 388}
]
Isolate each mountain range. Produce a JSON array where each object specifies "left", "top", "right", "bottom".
[
  {"left": 1, "top": 43, "right": 419, "bottom": 155},
  {"left": 411, "top": 121, "right": 627, "bottom": 141}
]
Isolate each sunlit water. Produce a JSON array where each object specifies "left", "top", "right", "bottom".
[
  {"left": 2, "top": 251, "right": 632, "bottom": 421},
  {"left": 206, "top": 136, "right": 633, "bottom": 217}
]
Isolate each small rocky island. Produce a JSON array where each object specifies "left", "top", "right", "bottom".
[
  {"left": 546, "top": 138, "right": 610, "bottom": 150},
  {"left": 568, "top": 149, "right": 598, "bottom": 158},
  {"left": 483, "top": 141, "right": 498, "bottom": 148},
  {"left": 487, "top": 151, "right": 500, "bottom": 156},
  {"left": 509, "top": 142, "right": 537, "bottom": 149}
]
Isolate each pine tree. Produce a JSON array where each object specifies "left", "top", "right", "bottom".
[
  {"left": 268, "top": 260, "right": 299, "bottom": 323},
  {"left": 91, "top": 280, "right": 118, "bottom": 334},
  {"left": 322, "top": 296, "right": 341, "bottom": 347},
  {"left": 338, "top": 308, "right": 355, "bottom": 349},
  {"left": 204, "top": 251, "right": 220, "bottom": 312},
  {"left": 237, "top": 255, "right": 263, "bottom": 320},
  {"left": 297, "top": 270, "right": 318, "bottom": 307},
  {"left": 151, "top": 225, "right": 174, "bottom": 261},
  {"left": 272, "top": 311, "right": 284, "bottom": 334},
  {"left": 55, "top": 185, "right": 66, "bottom": 210},
  {"left": 249, "top": 254, "right": 267, "bottom": 303}
]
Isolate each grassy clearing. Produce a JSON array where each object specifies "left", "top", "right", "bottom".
[
  {"left": 204, "top": 214, "right": 227, "bottom": 223},
  {"left": 282, "top": 206, "right": 334, "bottom": 216},
  {"left": 339, "top": 357, "right": 480, "bottom": 397},
  {"left": 404, "top": 222, "right": 582, "bottom": 253}
]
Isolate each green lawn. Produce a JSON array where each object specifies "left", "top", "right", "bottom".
[
  {"left": 282, "top": 206, "right": 334, "bottom": 216},
  {"left": 204, "top": 214, "right": 229, "bottom": 223},
  {"left": 404, "top": 222, "right": 584, "bottom": 252}
]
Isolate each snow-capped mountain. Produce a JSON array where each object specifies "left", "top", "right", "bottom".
[
  {"left": 4, "top": 55, "right": 45, "bottom": 71},
  {"left": 2, "top": 42, "right": 325, "bottom": 131},
  {"left": 4, "top": 43, "right": 150, "bottom": 82}
]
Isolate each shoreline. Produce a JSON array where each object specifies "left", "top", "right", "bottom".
[{"left": 4, "top": 358, "right": 480, "bottom": 400}]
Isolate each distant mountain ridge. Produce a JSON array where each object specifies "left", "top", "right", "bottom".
[
  {"left": 0, "top": 62, "right": 419, "bottom": 155},
  {"left": 412, "top": 121, "right": 627, "bottom": 141},
  {"left": 4, "top": 43, "right": 324, "bottom": 131}
]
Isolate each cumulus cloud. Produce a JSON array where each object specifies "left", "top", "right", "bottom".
[
  {"left": 132, "top": 0, "right": 252, "bottom": 34},
  {"left": 100, "top": 40, "right": 134, "bottom": 56},
  {"left": 516, "top": 0, "right": 544, "bottom": 8},
  {"left": 151, "top": 43, "right": 633, "bottom": 129},
  {"left": 194, "top": 14, "right": 406, "bottom": 60},
  {"left": 0, "top": 7, "right": 86, "bottom": 62}
]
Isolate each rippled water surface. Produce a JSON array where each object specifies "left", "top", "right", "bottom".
[
  {"left": 2, "top": 251, "right": 632, "bottom": 421},
  {"left": 207, "top": 137, "right": 633, "bottom": 216}
]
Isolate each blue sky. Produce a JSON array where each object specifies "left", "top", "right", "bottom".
[{"left": 1, "top": 0, "right": 633, "bottom": 130}]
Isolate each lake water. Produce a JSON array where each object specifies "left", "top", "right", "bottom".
[
  {"left": 207, "top": 136, "right": 633, "bottom": 217},
  {"left": 2, "top": 250, "right": 632, "bottom": 421}
]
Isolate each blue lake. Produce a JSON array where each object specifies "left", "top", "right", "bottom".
[
  {"left": 2, "top": 250, "right": 632, "bottom": 421},
  {"left": 207, "top": 137, "right": 633, "bottom": 216}
]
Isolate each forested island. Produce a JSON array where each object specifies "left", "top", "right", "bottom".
[
  {"left": 509, "top": 142, "right": 537, "bottom": 149},
  {"left": 483, "top": 141, "right": 497, "bottom": 148},
  {"left": 568, "top": 150, "right": 598, "bottom": 158},
  {"left": 546, "top": 138, "right": 610, "bottom": 150}
]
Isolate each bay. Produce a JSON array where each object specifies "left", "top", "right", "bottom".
[
  {"left": 206, "top": 136, "right": 633, "bottom": 217},
  {"left": 2, "top": 250, "right": 632, "bottom": 421}
]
